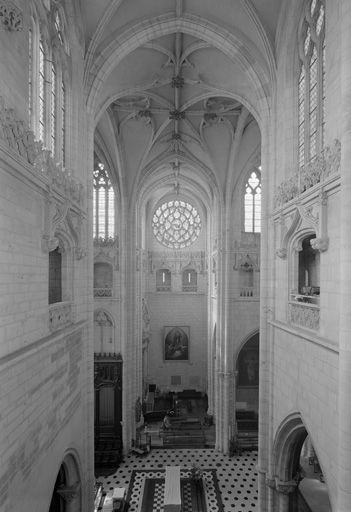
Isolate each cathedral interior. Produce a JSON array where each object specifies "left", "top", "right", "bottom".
[{"left": 0, "top": 0, "right": 350, "bottom": 511}]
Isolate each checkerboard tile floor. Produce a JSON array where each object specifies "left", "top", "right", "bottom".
[{"left": 98, "top": 448, "right": 258, "bottom": 511}]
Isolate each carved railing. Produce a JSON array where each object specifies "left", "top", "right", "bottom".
[
  {"left": 274, "top": 140, "right": 341, "bottom": 209},
  {"left": 94, "top": 287, "right": 113, "bottom": 298},
  {"left": 182, "top": 285, "right": 198, "bottom": 292},
  {"left": 156, "top": 284, "right": 171, "bottom": 292},
  {"left": 49, "top": 301, "right": 73, "bottom": 331},
  {"left": 288, "top": 301, "right": 319, "bottom": 331}
]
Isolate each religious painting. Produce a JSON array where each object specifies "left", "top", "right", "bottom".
[
  {"left": 164, "top": 326, "right": 189, "bottom": 361},
  {"left": 237, "top": 333, "right": 259, "bottom": 387}
]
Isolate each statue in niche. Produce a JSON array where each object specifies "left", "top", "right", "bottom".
[{"left": 142, "top": 298, "right": 151, "bottom": 343}]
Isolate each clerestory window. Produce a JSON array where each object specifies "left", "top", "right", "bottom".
[
  {"left": 28, "top": 6, "right": 68, "bottom": 165},
  {"left": 298, "top": 0, "right": 325, "bottom": 168},
  {"left": 93, "top": 162, "right": 115, "bottom": 240},
  {"left": 244, "top": 170, "right": 261, "bottom": 233}
]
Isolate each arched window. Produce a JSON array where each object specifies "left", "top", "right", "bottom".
[
  {"left": 298, "top": 0, "right": 325, "bottom": 168},
  {"left": 28, "top": 6, "right": 69, "bottom": 165},
  {"left": 152, "top": 200, "right": 201, "bottom": 249},
  {"left": 156, "top": 269, "right": 171, "bottom": 292},
  {"left": 244, "top": 170, "right": 261, "bottom": 233},
  {"left": 93, "top": 161, "right": 115, "bottom": 240},
  {"left": 182, "top": 268, "right": 197, "bottom": 292}
]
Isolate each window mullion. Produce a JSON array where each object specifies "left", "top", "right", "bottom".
[
  {"left": 95, "top": 187, "right": 99, "bottom": 239},
  {"left": 304, "top": 62, "right": 311, "bottom": 166},
  {"left": 105, "top": 187, "right": 109, "bottom": 239}
]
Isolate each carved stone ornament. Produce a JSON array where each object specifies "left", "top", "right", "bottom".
[
  {"left": 275, "top": 480, "right": 297, "bottom": 495},
  {"left": 275, "top": 248, "right": 287, "bottom": 259},
  {"left": 169, "top": 109, "right": 185, "bottom": 120},
  {"left": 289, "top": 302, "right": 320, "bottom": 330},
  {"left": 94, "top": 236, "right": 119, "bottom": 271},
  {"left": 148, "top": 250, "right": 206, "bottom": 275},
  {"left": 42, "top": 196, "right": 85, "bottom": 259},
  {"left": 310, "top": 236, "right": 329, "bottom": 252},
  {"left": 0, "top": 96, "right": 84, "bottom": 205},
  {"left": 0, "top": 1, "right": 23, "bottom": 31},
  {"left": 171, "top": 75, "right": 184, "bottom": 88},
  {"left": 274, "top": 139, "right": 341, "bottom": 209},
  {"left": 57, "top": 482, "right": 80, "bottom": 503},
  {"left": 142, "top": 298, "right": 151, "bottom": 344},
  {"left": 233, "top": 252, "right": 259, "bottom": 271},
  {"left": 94, "top": 310, "right": 112, "bottom": 327},
  {"left": 265, "top": 476, "right": 276, "bottom": 489},
  {"left": 276, "top": 192, "right": 328, "bottom": 258}
]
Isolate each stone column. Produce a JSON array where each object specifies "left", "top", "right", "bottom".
[
  {"left": 338, "top": 1, "right": 351, "bottom": 510},
  {"left": 84, "top": 112, "right": 96, "bottom": 512},
  {"left": 257, "top": 111, "right": 274, "bottom": 511},
  {"left": 275, "top": 480, "right": 297, "bottom": 512}
]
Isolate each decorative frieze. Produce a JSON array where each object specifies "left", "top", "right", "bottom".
[
  {"left": 274, "top": 139, "right": 341, "bottom": 209},
  {"left": 49, "top": 301, "right": 73, "bottom": 331},
  {"left": 148, "top": 250, "right": 206, "bottom": 274},
  {"left": 0, "top": 96, "right": 84, "bottom": 206},
  {"left": 0, "top": 1, "right": 23, "bottom": 31},
  {"left": 288, "top": 302, "right": 320, "bottom": 330}
]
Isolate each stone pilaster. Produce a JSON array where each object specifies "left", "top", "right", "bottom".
[
  {"left": 257, "top": 112, "right": 274, "bottom": 512},
  {"left": 338, "top": 1, "right": 351, "bottom": 510}
]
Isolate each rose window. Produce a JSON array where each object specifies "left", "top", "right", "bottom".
[{"left": 152, "top": 200, "right": 201, "bottom": 249}]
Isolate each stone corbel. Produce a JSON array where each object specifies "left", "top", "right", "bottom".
[
  {"left": 57, "top": 481, "right": 80, "bottom": 503},
  {"left": 265, "top": 475, "right": 276, "bottom": 489},
  {"left": 0, "top": 1, "right": 23, "bottom": 31},
  {"left": 275, "top": 479, "right": 297, "bottom": 495},
  {"left": 310, "top": 236, "right": 328, "bottom": 252}
]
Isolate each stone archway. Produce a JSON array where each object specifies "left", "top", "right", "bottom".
[
  {"left": 270, "top": 413, "right": 332, "bottom": 512},
  {"left": 49, "top": 452, "right": 82, "bottom": 512}
]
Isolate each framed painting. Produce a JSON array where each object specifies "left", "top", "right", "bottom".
[
  {"left": 237, "top": 345, "right": 259, "bottom": 387},
  {"left": 164, "top": 326, "right": 190, "bottom": 361}
]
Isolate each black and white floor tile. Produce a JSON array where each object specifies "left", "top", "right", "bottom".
[{"left": 98, "top": 448, "right": 258, "bottom": 511}]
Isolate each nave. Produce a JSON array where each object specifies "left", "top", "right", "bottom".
[{"left": 97, "top": 448, "right": 258, "bottom": 512}]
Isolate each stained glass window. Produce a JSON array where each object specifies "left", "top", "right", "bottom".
[
  {"left": 298, "top": 0, "right": 325, "bottom": 167},
  {"left": 51, "top": 63, "right": 57, "bottom": 156},
  {"left": 61, "top": 80, "right": 66, "bottom": 165},
  {"left": 28, "top": 27, "right": 33, "bottom": 122},
  {"left": 93, "top": 162, "right": 115, "bottom": 239},
  {"left": 244, "top": 171, "right": 261, "bottom": 233},
  {"left": 54, "top": 10, "right": 64, "bottom": 45},
  {"left": 152, "top": 200, "right": 201, "bottom": 249},
  {"left": 39, "top": 38, "right": 45, "bottom": 142}
]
